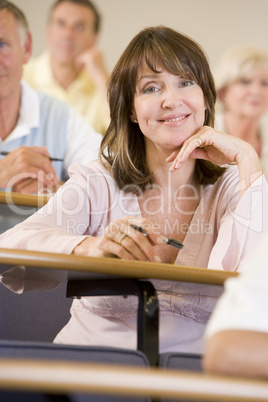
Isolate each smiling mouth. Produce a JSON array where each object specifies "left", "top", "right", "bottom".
[{"left": 162, "top": 115, "right": 189, "bottom": 122}]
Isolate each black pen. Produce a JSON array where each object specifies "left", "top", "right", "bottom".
[
  {"left": 130, "top": 224, "right": 184, "bottom": 250},
  {"left": 0, "top": 151, "right": 63, "bottom": 162}
]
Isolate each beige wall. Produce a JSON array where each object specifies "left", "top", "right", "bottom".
[{"left": 11, "top": 0, "right": 268, "bottom": 74}]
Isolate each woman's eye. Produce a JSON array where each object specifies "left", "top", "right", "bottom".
[
  {"left": 240, "top": 79, "right": 251, "bottom": 85},
  {"left": 180, "top": 80, "right": 194, "bottom": 87},
  {"left": 143, "top": 86, "right": 158, "bottom": 94}
]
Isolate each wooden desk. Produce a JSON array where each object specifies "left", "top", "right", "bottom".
[
  {"left": 0, "top": 248, "right": 238, "bottom": 284},
  {"left": 0, "top": 248, "right": 238, "bottom": 366},
  {"left": 0, "top": 192, "right": 50, "bottom": 208},
  {"left": 0, "top": 192, "right": 50, "bottom": 234},
  {"left": 0, "top": 358, "right": 267, "bottom": 401}
]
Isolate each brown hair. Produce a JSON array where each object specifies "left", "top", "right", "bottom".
[
  {"left": 49, "top": 0, "right": 101, "bottom": 33},
  {"left": 101, "top": 26, "right": 225, "bottom": 193}
]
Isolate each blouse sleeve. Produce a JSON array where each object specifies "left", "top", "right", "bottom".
[
  {"left": 0, "top": 162, "right": 113, "bottom": 255},
  {"left": 208, "top": 173, "right": 268, "bottom": 271}
]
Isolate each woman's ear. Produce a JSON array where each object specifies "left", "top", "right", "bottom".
[{"left": 130, "top": 111, "right": 138, "bottom": 123}]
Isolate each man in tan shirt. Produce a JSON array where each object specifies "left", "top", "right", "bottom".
[{"left": 24, "top": 0, "right": 110, "bottom": 135}]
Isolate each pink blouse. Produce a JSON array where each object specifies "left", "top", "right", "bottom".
[{"left": 1, "top": 160, "right": 267, "bottom": 353}]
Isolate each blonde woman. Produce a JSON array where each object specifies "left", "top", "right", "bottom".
[{"left": 214, "top": 45, "right": 268, "bottom": 177}]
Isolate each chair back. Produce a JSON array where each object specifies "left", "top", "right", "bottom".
[{"left": 0, "top": 340, "right": 150, "bottom": 402}]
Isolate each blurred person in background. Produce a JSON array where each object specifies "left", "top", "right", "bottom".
[
  {"left": 214, "top": 45, "right": 268, "bottom": 177},
  {"left": 0, "top": 0, "right": 102, "bottom": 194},
  {"left": 23, "top": 0, "right": 110, "bottom": 135}
]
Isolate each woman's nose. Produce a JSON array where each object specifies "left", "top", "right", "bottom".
[{"left": 161, "top": 88, "right": 182, "bottom": 108}]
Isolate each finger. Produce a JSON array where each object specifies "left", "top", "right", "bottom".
[
  {"left": 13, "top": 178, "right": 40, "bottom": 194},
  {"left": 169, "top": 132, "right": 209, "bottom": 171},
  {"left": 11, "top": 145, "right": 53, "bottom": 161},
  {"left": 26, "top": 152, "right": 58, "bottom": 180},
  {"left": 12, "top": 178, "right": 36, "bottom": 193},
  {"left": 123, "top": 219, "right": 163, "bottom": 262},
  {"left": 13, "top": 179, "right": 60, "bottom": 195},
  {"left": 105, "top": 219, "right": 162, "bottom": 262},
  {"left": 120, "top": 232, "right": 154, "bottom": 261},
  {"left": 38, "top": 184, "right": 59, "bottom": 196},
  {"left": 96, "top": 236, "right": 142, "bottom": 261},
  {"left": 167, "top": 127, "right": 207, "bottom": 171},
  {"left": 6, "top": 168, "right": 58, "bottom": 190},
  {"left": 12, "top": 175, "right": 58, "bottom": 194},
  {"left": 104, "top": 229, "right": 151, "bottom": 261},
  {"left": 12, "top": 147, "right": 59, "bottom": 182},
  {"left": 25, "top": 146, "right": 52, "bottom": 158},
  {"left": 36, "top": 170, "right": 59, "bottom": 186},
  {"left": 73, "top": 236, "right": 136, "bottom": 260},
  {"left": 117, "top": 236, "right": 150, "bottom": 261},
  {"left": 166, "top": 150, "right": 179, "bottom": 163}
]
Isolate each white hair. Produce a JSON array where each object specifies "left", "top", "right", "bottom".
[{"left": 214, "top": 45, "right": 268, "bottom": 95}]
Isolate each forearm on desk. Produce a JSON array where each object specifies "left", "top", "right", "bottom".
[{"left": 203, "top": 330, "right": 268, "bottom": 379}]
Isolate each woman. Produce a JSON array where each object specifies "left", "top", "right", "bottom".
[
  {"left": 214, "top": 45, "right": 268, "bottom": 177},
  {"left": 0, "top": 27, "right": 267, "bottom": 353}
]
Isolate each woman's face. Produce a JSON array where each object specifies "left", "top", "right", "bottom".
[
  {"left": 132, "top": 61, "right": 206, "bottom": 154},
  {"left": 221, "top": 66, "right": 268, "bottom": 119}
]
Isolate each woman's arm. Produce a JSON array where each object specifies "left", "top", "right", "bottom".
[
  {"left": 167, "top": 126, "right": 262, "bottom": 198},
  {"left": 0, "top": 162, "right": 162, "bottom": 262}
]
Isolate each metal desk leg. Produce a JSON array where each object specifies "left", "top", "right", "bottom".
[
  {"left": 47, "top": 395, "right": 71, "bottom": 402},
  {"left": 66, "top": 279, "right": 159, "bottom": 366},
  {"left": 136, "top": 281, "right": 159, "bottom": 366}
]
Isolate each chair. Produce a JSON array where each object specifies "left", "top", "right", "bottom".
[
  {"left": 159, "top": 352, "right": 202, "bottom": 372},
  {"left": 158, "top": 352, "right": 203, "bottom": 402},
  {"left": 0, "top": 192, "right": 49, "bottom": 235},
  {"left": 0, "top": 282, "right": 72, "bottom": 342},
  {"left": 0, "top": 340, "right": 150, "bottom": 402}
]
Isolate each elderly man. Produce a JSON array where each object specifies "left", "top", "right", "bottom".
[
  {"left": 23, "top": 0, "right": 110, "bottom": 135},
  {"left": 0, "top": 0, "right": 102, "bottom": 194}
]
